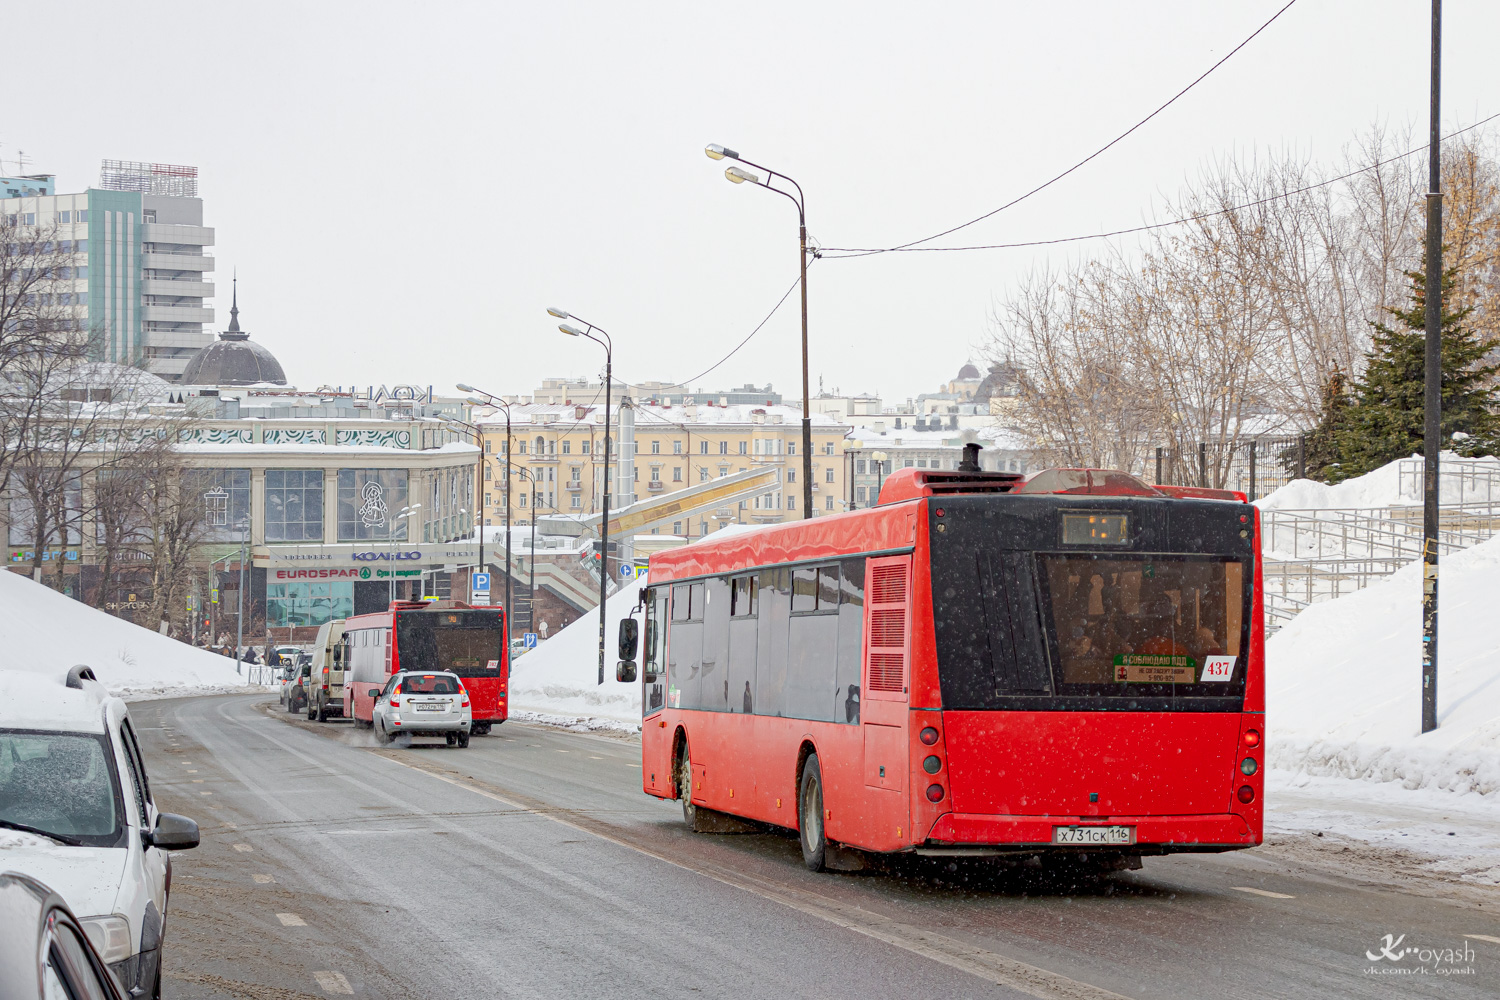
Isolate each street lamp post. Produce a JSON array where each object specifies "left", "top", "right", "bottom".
[
  {"left": 550, "top": 308, "right": 614, "bottom": 685},
  {"left": 234, "top": 517, "right": 247, "bottom": 674},
  {"left": 387, "top": 504, "right": 420, "bottom": 604},
  {"left": 842, "top": 440, "right": 859, "bottom": 510},
  {"left": 707, "top": 143, "right": 814, "bottom": 519},
  {"left": 510, "top": 466, "right": 541, "bottom": 635},
  {"left": 456, "top": 386, "right": 516, "bottom": 638},
  {"left": 437, "top": 414, "right": 490, "bottom": 601}
]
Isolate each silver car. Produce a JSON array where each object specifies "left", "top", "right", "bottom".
[{"left": 368, "top": 671, "right": 472, "bottom": 747}]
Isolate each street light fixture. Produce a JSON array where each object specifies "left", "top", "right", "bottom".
[
  {"left": 871, "top": 451, "right": 889, "bottom": 504},
  {"left": 551, "top": 309, "right": 615, "bottom": 686},
  {"left": 706, "top": 141, "right": 814, "bottom": 519}
]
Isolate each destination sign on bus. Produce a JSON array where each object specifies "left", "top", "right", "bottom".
[
  {"left": 1113, "top": 654, "right": 1197, "bottom": 684},
  {"left": 1062, "top": 512, "right": 1129, "bottom": 545}
]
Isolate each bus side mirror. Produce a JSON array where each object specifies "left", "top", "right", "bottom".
[
  {"left": 616, "top": 660, "right": 637, "bottom": 683},
  {"left": 617, "top": 618, "right": 639, "bottom": 660},
  {"left": 368, "top": 688, "right": 381, "bottom": 699}
]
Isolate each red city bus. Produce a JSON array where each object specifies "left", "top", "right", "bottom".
[
  {"left": 620, "top": 461, "right": 1263, "bottom": 872},
  {"left": 344, "top": 600, "right": 509, "bottom": 734}
]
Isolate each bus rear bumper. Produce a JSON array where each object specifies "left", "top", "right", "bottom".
[{"left": 925, "top": 812, "right": 1258, "bottom": 853}]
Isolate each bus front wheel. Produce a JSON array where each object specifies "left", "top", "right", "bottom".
[
  {"left": 676, "top": 740, "right": 696, "bottom": 828},
  {"left": 798, "top": 754, "right": 826, "bottom": 872}
]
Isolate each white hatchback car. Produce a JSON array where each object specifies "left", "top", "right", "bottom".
[
  {"left": 368, "top": 671, "right": 472, "bottom": 747},
  {"left": 0, "top": 666, "right": 199, "bottom": 999}
]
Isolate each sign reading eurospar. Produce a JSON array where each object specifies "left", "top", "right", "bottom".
[{"left": 271, "top": 567, "right": 422, "bottom": 581}]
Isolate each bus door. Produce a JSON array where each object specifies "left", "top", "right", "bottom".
[{"left": 640, "top": 587, "right": 672, "bottom": 797}]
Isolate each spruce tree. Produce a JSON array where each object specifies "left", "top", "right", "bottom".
[{"left": 1328, "top": 263, "right": 1499, "bottom": 482}]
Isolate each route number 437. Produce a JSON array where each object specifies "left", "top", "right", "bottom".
[{"left": 1200, "top": 655, "right": 1236, "bottom": 682}]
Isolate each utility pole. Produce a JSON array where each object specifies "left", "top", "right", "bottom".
[
  {"left": 1421, "top": 0, "right": 1443, "bottom": 734},
  {"left": 234, "top": 519, "right": 247, "bottom": 676}
]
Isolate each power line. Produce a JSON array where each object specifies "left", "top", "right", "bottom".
[
  {"left": 832, "top": 0, "right": 1300, "bottom": 259},
  {"left": 819, "top": 111, "right": 1500, "bottom": 257},
  {"left": 655, "top": 264, "right": 812, "bottom": 391}
]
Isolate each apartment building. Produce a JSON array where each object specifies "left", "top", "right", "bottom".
[
  {"left": 0, "top": 160, "right": 214, "bottom": 380},
  {"left": 476, "top": 400, "right": 852, "bottom": 536}
]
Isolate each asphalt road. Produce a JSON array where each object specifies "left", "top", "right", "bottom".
[{"left": 130, "top": 695, "right": 1500, "bottom": 1000}]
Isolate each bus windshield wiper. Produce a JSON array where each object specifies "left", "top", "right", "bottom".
[{"left": 0, "top": 818, "right": 85, "bottom": 846}]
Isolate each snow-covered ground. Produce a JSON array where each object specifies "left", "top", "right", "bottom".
[
  {"left": 1263, "top": 531, "right": 1500, "bottom": 881},
  {"left": 1256, "top": 451, "right": 1500, "bottom": 511},
  {"left": 0, "top": 570, "right": 256, "bottom": 699},
  {"left": 505, "top": 575, "right": 647, "bottom": 732}
]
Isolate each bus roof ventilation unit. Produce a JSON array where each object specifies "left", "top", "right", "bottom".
[{"left": 874, "top": 467, "right": 1025, "bottom": 505}]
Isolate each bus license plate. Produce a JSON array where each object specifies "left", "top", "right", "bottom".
[{"left": 1053, "top": 825, "right": 1135, "bottom": 845}]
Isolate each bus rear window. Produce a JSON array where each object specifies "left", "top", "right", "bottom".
[
  {"left": 1038, "top": 554, "right": 1245, "bottom": 693},
  {"left": 396, "top": 614, "right": 504, "bottom": 677}
]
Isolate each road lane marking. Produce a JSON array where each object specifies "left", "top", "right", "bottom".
[
  {"left": 187, "top": 769, "right": 198, "bottom": 773},
  {"left": 253, "top": 874, "right": 274, "bottom": 884},
  {"left": 1469, "top": 934, "right": 1500, "bottom": 944},
  {"left": 312, "top": 970, "right": 353, "bottom": 994},
  {"left": 233, "top": 843, "right": 253, "bottom": 853},
  {"left": 376, "top": 752, "right": 1131, "bottom": 1000},
  {"left": 276, "top": 913, "right": 307, "bottom": 926},
  {"left": 200, "top": 791, "right": 212, "bottom": 795},
  {"left": 556, "top": 749, "right": 570, "bottom": 753},
  {"left": 589, "top": 756, "right": 604, "bottom": 759},
  {"left": 192, "top": 779, "right": 204, "bottom": 783},
  {"left": 1231, "top": 886, "right": 1295, "bottom": 899}
]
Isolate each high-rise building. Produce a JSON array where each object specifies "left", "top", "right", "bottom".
[{"left": 0, "top": 159, "right": 214, "bottom": 381}]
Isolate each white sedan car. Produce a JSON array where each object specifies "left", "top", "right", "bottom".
[
  {"left": 368, "top": 671, "right": 472, "bottom": 747},
  {"left": 1, "top": 666, "right": 199, "bottom": 999}
]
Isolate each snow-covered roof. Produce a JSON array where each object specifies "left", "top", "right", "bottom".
[{"left": 475, "top": 401, "right": 848, "bottom": 430}]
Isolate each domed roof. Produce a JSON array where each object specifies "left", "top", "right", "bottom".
[
  {"left": 180, "top": 280, "right": 287, "bottom": 386},
  {"left": 957, "top": 362, "right": 981, "bottom": 381}
]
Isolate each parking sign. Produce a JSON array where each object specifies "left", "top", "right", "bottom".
[{"left": 472, "top": 572, "right": 491, "bottom": 591}]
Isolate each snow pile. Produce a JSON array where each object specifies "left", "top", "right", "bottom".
[
  {"left": 506, "top": 575, "right": 647, "bottom": 730},
  {"left": 1266, "top": 533, "right": 1500, "bottom": 799},
  {"left": 1257, "top": 451, "right": 1500, "bottom": 511},
  {"left": 0, "top": 571, "right": 253, "bottom": 700}
]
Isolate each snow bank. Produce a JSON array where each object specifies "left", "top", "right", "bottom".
[
  {"left": 506, "top": 575, "right": 647, "bottom": 730},
  {"left": 1257, "top": 451, "right": 1500, "bottom": 511},
  {"left": 1266, "top": 533, "right": 1500, "bottom": 799},
  {"left": 0, "top": 571, "right": 253, "bottom": 700}
]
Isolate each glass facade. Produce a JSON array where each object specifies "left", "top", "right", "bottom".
[
  {"left": 337, "top": 469, "right": 409, "bottom": 541},
  {"left": 193, "top": 469, "right": 252, "bottom": 540},
  {"left": 265, "top": 469, "right": 324, "bottom": 542},
  {"left": 265, "top": 580, "right": 353, "bottom": 628}
]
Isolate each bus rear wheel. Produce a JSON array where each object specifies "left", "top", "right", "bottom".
[
  {"left": 798, "top": 753, "right": 826, "bottom": 872},
  {"left": 676, "top": 740, "right": 696, "bottom": 828}
]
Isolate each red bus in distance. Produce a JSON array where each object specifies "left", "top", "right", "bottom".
[
  {"left": 344, "top": 600, "right": 509, "bottom": 735},
  {"left": 621, "top": 460, "right": 1263, "bottom": 872}
]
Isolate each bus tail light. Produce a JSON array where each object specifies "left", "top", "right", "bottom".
[
  {"left": 1237, "top": 785, "right": 1255, "bottom": 804},
  {"left": 922, "top": 755, "right": 942, "bottom": 775},
  {"left": 1243, "top": 729, "right": 1261, "bottom": 748},
  {"left": 1240, "top": 758, "right": 1258, "bottom": 776},
  {"left": 919, "top": 727, "right": 939, "bottom": 746},
  {"left": 926, "top": 784, "right": 945, "bottom": 803}
]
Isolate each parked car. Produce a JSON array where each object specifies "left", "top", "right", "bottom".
[
  {"left": 368, "top": 671, "right": 471, "bottom": 747},
  {"left": 305, "top": 621, "right": 347, "bottom": 722},
  {"left": 0, "top": 871, "right": 130, "bottom": 1000},
  {"left": 0, "top": 666, "right": 200, "bottom": 999},
  {"left": 273, "top": 645, "right": 303, "bottom": 667}
]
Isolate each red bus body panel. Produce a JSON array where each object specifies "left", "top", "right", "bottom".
[{"left": 641, "top": 489, "right": 1263, "bottom": 858}]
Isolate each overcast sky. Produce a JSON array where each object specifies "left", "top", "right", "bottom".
[{"left": 5, "top": 1, "right": 1497, "bottom": 403}]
